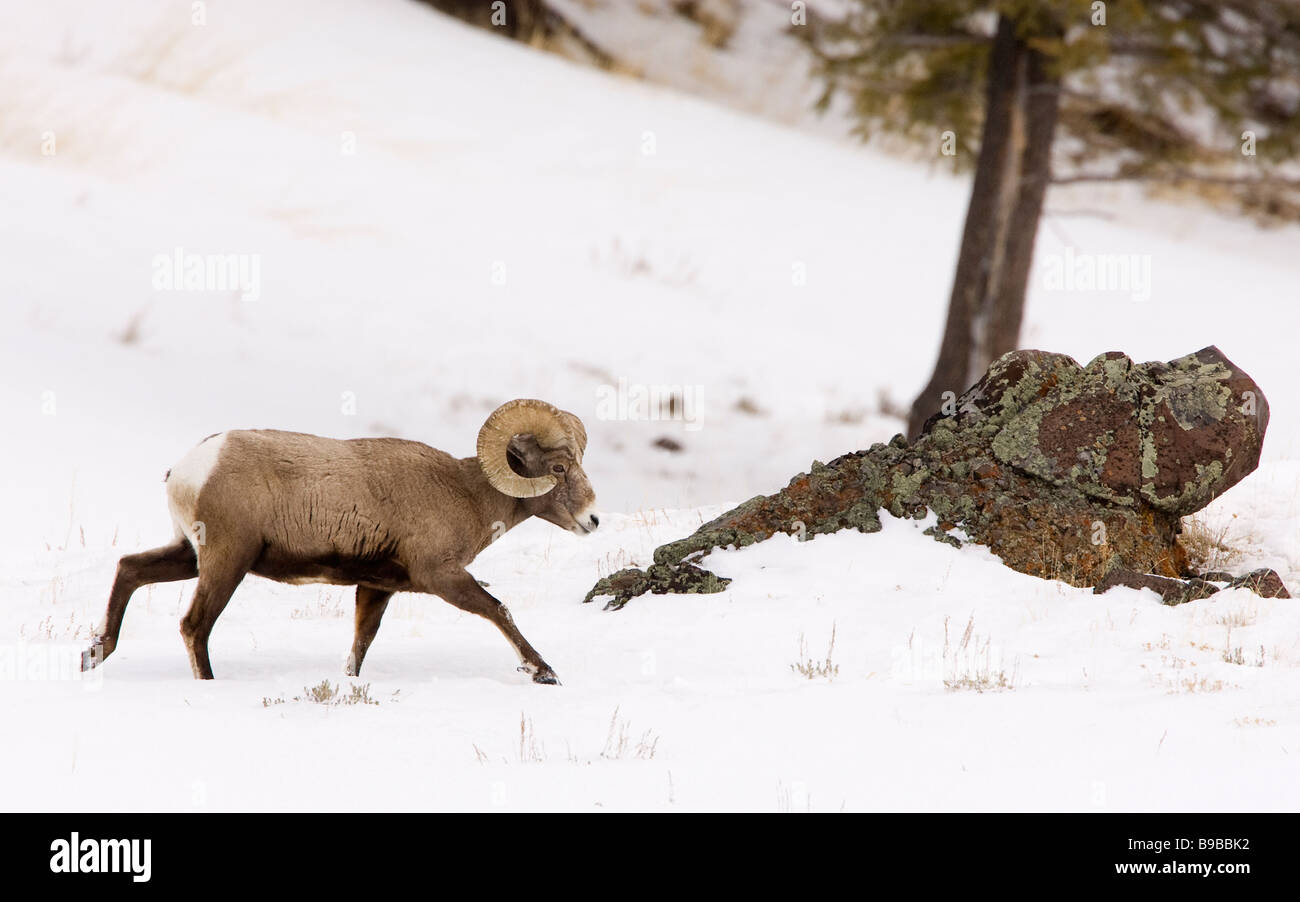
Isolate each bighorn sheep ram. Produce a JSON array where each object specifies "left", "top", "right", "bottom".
[{"left": 81, "top": 399, "right": 599, "bottom": 683}]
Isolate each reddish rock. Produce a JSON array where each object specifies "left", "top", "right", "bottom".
[
  {"left": 1225, "top": 568, "right": 1291, "bottom": 598},
  {"left": 984, "top": 347, "right": 1268, "bottom": 516},
  {"left": 1092, "top": 568, "right": 1221, "bottom": 605}
]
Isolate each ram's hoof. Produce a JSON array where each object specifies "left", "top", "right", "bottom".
[
  {"left": 80, "top": 642, "right": 105, "bottom": 672},
  {"left": 531, "top": 668, "right": 560, "bottom": 686}
]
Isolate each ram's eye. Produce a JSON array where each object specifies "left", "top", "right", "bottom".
[{"left": 551, "top": 464, "right": 566, "bottom": 475}]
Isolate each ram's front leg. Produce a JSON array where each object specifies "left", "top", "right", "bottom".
[{"left": 421, "top": 568, "right": 559, "bottom": 685}]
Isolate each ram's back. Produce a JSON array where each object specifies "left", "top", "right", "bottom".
[{"left": 165, "top": 429, "right": 468, "bottom": 589}]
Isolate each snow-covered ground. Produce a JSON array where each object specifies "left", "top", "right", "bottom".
[
  {"left": 1, "top": 0, "right": 1297, "bottom": 811},
  {"left": 544, "top": 0, "right": 843, "bottom": 135}
]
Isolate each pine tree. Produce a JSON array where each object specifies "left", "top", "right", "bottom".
[{"left": 811, "top": 1, "right": 1300, "bottom": 438}]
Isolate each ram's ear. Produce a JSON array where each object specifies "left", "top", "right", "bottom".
[{"left": 506, "top": 433, "right": 546, "bottom": 478}]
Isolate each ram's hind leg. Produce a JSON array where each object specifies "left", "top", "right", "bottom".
[
  {"left": 82, "top": 539, "right": 198, "bottom": 671},
  {"left": 346, "top": 586, "right": 393, "bottom": 676},
  {"left": 180, "top": 544, "right": 257, "bottom": 680}
]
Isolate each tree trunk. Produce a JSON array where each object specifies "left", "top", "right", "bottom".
[
  {"left": 983, "top": 46, "right": 1062, "bottom": 373},
  {"left": 906, "top": 15, "right": 1027, "bottom": 439}
]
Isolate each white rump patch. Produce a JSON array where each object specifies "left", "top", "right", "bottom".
[{"left": 166, "top": 432, "right": 228, "bottom": 549}]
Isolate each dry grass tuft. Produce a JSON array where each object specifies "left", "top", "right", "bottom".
[
  {"left": 262, "top": 680, "right": 380, "bottom": 707},
  {"left": 1233, "top": 717, "right": 1276, "bottom": 728},
  {"left": 601, "top": 707, "right": 659, "bottom": 760},
  {"left": 519, "top": 713, "right": 545, "bottom": 763},
  {"left": 1179, "top": 515, "right": 1241, "bottom": 573},
  {"left": 942, "top": 615, "right": 1017, "bottom": 692},
  {"left": 1156, "top": 673, "right": 1232, "bottom": 694},
  {"left": 791, "top": 624, "right": 839, "bottom": 680}
]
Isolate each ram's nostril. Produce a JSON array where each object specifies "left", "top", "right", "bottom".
[{"left": 590, "top": 514, "right": 600, "bottom": 528}]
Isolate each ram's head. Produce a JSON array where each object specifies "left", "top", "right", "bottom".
[{"left": 477, "top": 399, "right": 599, "bottom": 534}]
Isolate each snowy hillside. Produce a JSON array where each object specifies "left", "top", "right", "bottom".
[
  {"left": 543, "top": 0, "right": 843, "bottom": 134},
  {"left": 1, "top": 0, "right": 1297, "bottom": 811}
]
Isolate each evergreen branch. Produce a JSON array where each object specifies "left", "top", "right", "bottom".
[
  {"left": 881, "top": 32, "right": 990, "bottom": 49},
  {"left": 1051, "top": 168, "right": 1300, "bottom": 188}
]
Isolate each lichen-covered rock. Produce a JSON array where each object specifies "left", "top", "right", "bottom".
[
  {"left": 584, "top": 562, "right": 731, "bottom": 611},
  {"left": 976, "top": 346, "right": 1268, "bottom": 516},
  {"left": 585, "top": 347, "right": 1277, "bottom": 608}
]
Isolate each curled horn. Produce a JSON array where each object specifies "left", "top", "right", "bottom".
[
  {"left": 559, "top": 411, "right": 587, "bottom": 460},
  {"left": 477, "top": 399, "right": 574, "bottom": 498}
]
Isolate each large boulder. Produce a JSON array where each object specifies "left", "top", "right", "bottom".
[
  {"left": 586, "top": 346, "right": 1276, "bottom": 609},
  {"left": 962, "top": 346, "right": 1268, "bottom": 515}
]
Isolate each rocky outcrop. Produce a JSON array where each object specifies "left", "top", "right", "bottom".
[
  {"left": 1093, "top": 567, "right": 1291, "bottom": 605},
  {"left": 969, "top": 346, "right": 1267, "bottom": 515},
  {"left": 586, "top": 346, "right": 1276, "bottom": 610}
]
